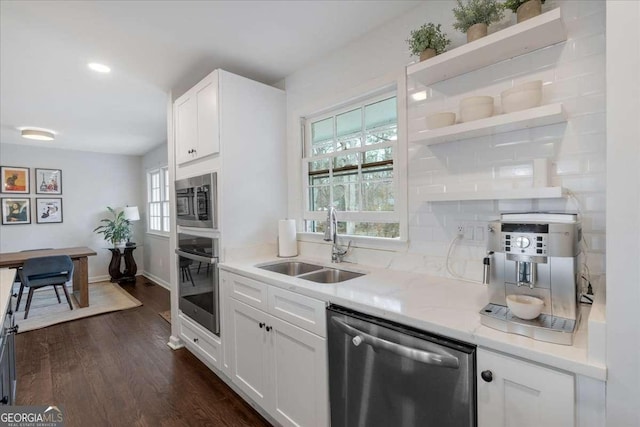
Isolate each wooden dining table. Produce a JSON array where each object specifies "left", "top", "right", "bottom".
[{"left": 0, "top": 247, "right": 97, "bottom": 308}]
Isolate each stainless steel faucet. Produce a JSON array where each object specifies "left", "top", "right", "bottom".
[{"left": 323, "top": 206, "right": 351, "bottom": 263}]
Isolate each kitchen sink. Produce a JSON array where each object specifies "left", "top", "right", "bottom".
[
  {"left": 258, "top": 261, "right": 324, "bottom": 276},
  {"left": 257, "top": 261, "right": 365, "bottom": 283},
  {"left": 299, "top": 268, "right": 364, "bottom": 284}
]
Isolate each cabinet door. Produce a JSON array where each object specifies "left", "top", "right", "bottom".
[
  {"left": 477, "top": 348, "right": 575, "bottom": 427},
  {"left": 195, "top": 77, "right": 220, "bottom": 158},
  {"left": 229, "top": 298, "right": 271, "bottom": 408},
  {"left": 268, "top": 314, "right": 328, "bottom": 427},
  {"left": 174, "top": 93, "right": 197, "bottom": 165}
]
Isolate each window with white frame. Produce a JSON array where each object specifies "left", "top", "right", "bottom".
[
  {"left": 303, "top": 92, "right": 400, "bottom": 239},
  {"left": 148, "top": 167, "right": 170, "bottom": 233}
]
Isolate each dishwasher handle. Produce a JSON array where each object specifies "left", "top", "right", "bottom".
[{"left": 331, "top": 317, "right": 460, "bottom": 369}]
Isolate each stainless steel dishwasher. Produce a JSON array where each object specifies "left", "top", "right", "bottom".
[{"left": 327, "top": 305, "right": 476, "bottom": 427}]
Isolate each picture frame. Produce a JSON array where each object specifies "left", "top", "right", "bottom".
[
  {"left": 35, "top": 168, "right": 62, "bottom": 195},
  {"left": 36, "top": 198, "right": 63, "bottom": 224},
  {"left": 1, "top": 198, "right": 31, "bottom": 225},
  {"left": 1, "top": 166, "right": 30, "bottom": 194}
]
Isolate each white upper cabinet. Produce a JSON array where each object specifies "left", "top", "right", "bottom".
[{"left": 174, "top": 70, "right": 220, "bottom": 165}]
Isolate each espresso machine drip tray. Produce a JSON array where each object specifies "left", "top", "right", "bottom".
[{"left": 480, "top": 303, "right": 577, "bottom": 345}]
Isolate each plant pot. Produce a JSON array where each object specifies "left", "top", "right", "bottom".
[
  {"left": 420, "top": 48, "right": 437, "bottom": 61},
  {"left": 467, "top": 23, "right": 488, "bottom": 43},
  {"left": 516, "top": 0, "right": 542, "bottom": 23}
]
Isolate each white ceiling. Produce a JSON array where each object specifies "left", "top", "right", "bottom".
[{"left": 0, "top": 0, "right": 421, "bottom": 156}]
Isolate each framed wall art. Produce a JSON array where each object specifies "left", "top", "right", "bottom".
[
  {"left": 1, "top": 198, "right": 31, "bottom": 225},
  {"left": 35, "top": 168, "right": 62, "bottom": 194},
  {"left": 1, "top": 166, "right": 30, "bottom": 194},
  {"left": 36, "top": 198, "right": 63, "bottom": 224}
]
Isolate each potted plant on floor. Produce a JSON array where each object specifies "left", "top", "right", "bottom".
[
  {"left": 503, "top": 0, "right": 545, "bottom": 23},
  {"left": 93, "top": 206, "right": 132, "bottom": 247},
  {"left": 407, "top": 23, "right": 451, "bottom": 61},
  {"left": 453, "top": 0, "right": 505, "bottom": 43}
]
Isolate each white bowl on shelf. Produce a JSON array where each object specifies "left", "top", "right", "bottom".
[
  {"left": 426, "top": 112, "right": 456, "bottom": 129},
  {"left": 460, "top": 96, "right": 494, "bottom": 122},
  {"left": 506, "top": 294, "right": 544, "bottom": 320},
  {"left": 501, "top": 80, "right": 542, "bottom": 113}
]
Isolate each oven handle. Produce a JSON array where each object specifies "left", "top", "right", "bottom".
[
  {"left": 175, "top": 249, "right": 218, "bottom": 265},
  {"left": 331, "top": 317, "right": 459, "bottom": 369}
]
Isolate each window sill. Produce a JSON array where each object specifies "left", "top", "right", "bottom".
[
  {"left": 297, "top": 232, "right": 407, "bottom": 252},
  {"left": 146, "top": 231, "right": 170, "bottom": 239}
]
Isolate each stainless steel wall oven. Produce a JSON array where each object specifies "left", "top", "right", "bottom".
[
  {"left": 176, "top": 233, "right": 220, "bottom": 335},
  {"left": 175, "top": 173, "right": 217, "bottom": 229}
]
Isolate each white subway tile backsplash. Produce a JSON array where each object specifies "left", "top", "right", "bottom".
[{"left": 398, "top": 2, "right": 607, "bottom": 278}]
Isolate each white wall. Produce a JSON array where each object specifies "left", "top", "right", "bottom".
[
  {"left": 605, "top": 1, "right": 640, "bottom": 425},
  {"left": 285, "top": 1, "right": 606, "bottom": 282},
  {"left": 141, "top": 142, "right": 171, "bottom": 288},
  {"left": 0, "top": 143, "right": 144, "bottom": 280}
]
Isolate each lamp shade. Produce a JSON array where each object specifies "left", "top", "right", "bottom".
[{"left": 122, "top": 206, "right": 140, "bottom": 221}]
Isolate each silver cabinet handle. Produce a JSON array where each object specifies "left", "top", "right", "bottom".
[{"left": 331, "top": 317, "right": 459, "bottom": 369}]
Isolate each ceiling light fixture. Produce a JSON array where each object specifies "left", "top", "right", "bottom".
[
  {"left": 88, "top": 62, "right": 111, "bottom": 73},
  {"left": 20, "top": 129, "right": 56, "bottom": 141}
]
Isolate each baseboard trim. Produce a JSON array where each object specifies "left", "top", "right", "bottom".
[
  {"left": 141, "top": 271, "right": 171, "bottom": 290},
  {"left": 89, "top": 275, "right": 111, "bottom": 283},
  {"left": 167, "top": 335, "right": 184, "bottom": 350}
]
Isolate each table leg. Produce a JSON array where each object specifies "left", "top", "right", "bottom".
[{"left": 72, "top": 256, "right": 89, "bottom": 308}]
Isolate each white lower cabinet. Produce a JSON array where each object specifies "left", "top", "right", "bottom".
[
  {"left": 178, "top": 313, "right": 222, "bottom": 370},
  {"left": 477, "top": 348, "right": 575, "bottom": 427},
  {"left": 225, "top": 273, "right": 328, "bottom": 427}
]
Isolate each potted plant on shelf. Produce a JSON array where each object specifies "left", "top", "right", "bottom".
[
  {"left": 503, "top": 0, "right": 545, "bottom": 23},
  {"left": 93, "top": 206, "right": 132, "bottom": 247},
  {"left": 407, "top": 23, "right": 451, "bottom": 61},
  {"left": 453, "top": 0, "right": 505, "bottom": 43}
]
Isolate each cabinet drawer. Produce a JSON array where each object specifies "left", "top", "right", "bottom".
[
  {"left": 179, "top": 313, "right": 222, "bottom": 369},
  {"left": 268, "top": 286, "right": 326, "bottom": 337},
  {"left": 227, "top": 273, "right": 268, "bottom": 311}
]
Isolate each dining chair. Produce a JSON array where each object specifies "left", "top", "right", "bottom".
[
  {"left": 18, "top": 255, "right": 74, "bottom": 319},
  {"left": 15, "top": 249, "right": 56, "bottom": 310}
]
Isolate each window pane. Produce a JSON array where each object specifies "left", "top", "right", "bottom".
[
  {"left": 306, "top": 220, "right": 399, "bottom": 238},
  {"left": 365, "top": 125, "right": 397, "bottom": 145},
  {"left": 163, "top": 218, "right": 170, "bottom": 232},
  {"left": 336, "top": 134, "right": 361, "bottom": 151},
  {"left": 333, "top": 153, "right": 358, "bottom": 170},
  {"left": 308, "top": 158, "right": 330, "bottom": 173},
  {"left": 312, "top": 142, "right": 334, "bottom": 156},
  {"left": 336, "top": 108, "right": 361, "bottom": 137},
  {"left": 365, "top": 97, "right": 397, "bottom": 130},
  {"left": 152, "top": 173, "right": 160, "bottom": 188},
  {"left": 152, "top": 188, "right": 160, "bottom": 202},
  {"left": 363, "top": 147, "right": 393, "bottom": 164},
  {"left": 333, "top": 182, "right": 359, "bottom": 211},
  {"left": 309, "top": 186, "right": 330, "bottom": 211},
  {"left": 362, "top": 181, "right": 394, "bottom": 211},
  {"left": 362, "top": 164, "right": 393, "bottom": 180},
  {"left": 311, "top": 117, "right": 333, "bottom": 144}
]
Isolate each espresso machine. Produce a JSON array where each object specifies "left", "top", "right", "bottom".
[{"left": 480, "top": 213, "right": 582, "bottom": 345}]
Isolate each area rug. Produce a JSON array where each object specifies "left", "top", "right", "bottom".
[
  {"left": 159, "top": 310, "right": 171, "bottom": 323},
  {"left": 15, "top": 281, "right": 142, "bottom": 333}
]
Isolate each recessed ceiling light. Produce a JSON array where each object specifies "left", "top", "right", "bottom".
[
  {"left": 411, "top": 91, "right": 427, "bottom": 101},
  {"left": 20, "top": 128, "right": 56, "bottom": 141},
  {"left": 88, "top": 62, "right": 111, "bottom": 73}
]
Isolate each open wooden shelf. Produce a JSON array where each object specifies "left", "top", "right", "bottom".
[
  {"left": 420, "top": 187, "right": 566, "bottom": 202},
  {"left": 410, "top": 103, "right": 567, "bottom": 145},
  {"left": 406, "top": 9, "right": 566, "bottom": 86}
]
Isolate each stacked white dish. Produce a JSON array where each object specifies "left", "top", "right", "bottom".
[
  {"left": 426, "top": 112, "right": 456, "bottom": 129},
  {"left": 501, "top": 80, "right": 542, "bottom": 113},
  {"left": 460, "top": 96, "right": 494, "bottom": 122},
  {"left": 506, "top": 294, "right": 544, "bottom": 320}
]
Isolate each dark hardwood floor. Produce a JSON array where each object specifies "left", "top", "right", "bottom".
[{"left": 15, "top": 276, "right": 271, "bottom": 427}]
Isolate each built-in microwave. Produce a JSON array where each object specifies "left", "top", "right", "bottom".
[{"left": 175, "top": 173, "right": 217, "bottom": 229}]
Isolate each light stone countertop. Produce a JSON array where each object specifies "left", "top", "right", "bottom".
[
  {"left": 220, "top": 255, "right": 607, "bottom": 381},
  {"left": 0, "top": 269, "right": 16, "bottom": 318}
]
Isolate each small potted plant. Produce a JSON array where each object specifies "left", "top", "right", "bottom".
[
  {"left": 406, "top": 23, "right": 451, "bottom": 62},
  {"left": 503, "top": 0, "right": 545, "bottom": 23},
  {"left": 453, "top": 0, "right": 505, "bottom": 43},
  {"left": 93, "top": 206, "right": 132, "bottom": 247}
]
